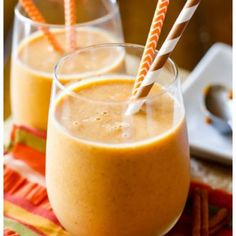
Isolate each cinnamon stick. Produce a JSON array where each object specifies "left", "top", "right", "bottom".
[
  {"left": 200, "top": 189, "right": 209, "bottom": 236},
  {"left": 192, "top": 188, "right": 230, "bottom": 235},
  {"left": 192, "top": 188, "right": 209, "bottom": 236},
  {"left": 192, "top": 189, "right": 201, "bottom": 236}
]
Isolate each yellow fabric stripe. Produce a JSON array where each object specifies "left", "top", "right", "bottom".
[
  {"left": 4, "top": 201, "right": 70, "bottom": 236},
  {"left": 15, "top": 129, "right": 46, "bottom": 153}
]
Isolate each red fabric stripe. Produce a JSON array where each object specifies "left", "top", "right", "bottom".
[
  {"left": 5, "top": 194, "right": 60, "bottom": 226},
  {"left": 11, "top": 144, "right": 45, "bottom": 175},
  {"left": 4, "top": 229, "right": 20, "bottom": 236},
  {"left": 4, "top": 166, "right": 27, "bottom": 194},
  {"left": 4, "top": 166, "right": 50, "bottom": 209},
  {"left": 209, "top": 189, "right": 232, "bottom": 210}
]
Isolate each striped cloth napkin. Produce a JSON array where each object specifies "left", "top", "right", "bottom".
[{"left": 4, "top": 125, "right": 232, "bottom": 235}]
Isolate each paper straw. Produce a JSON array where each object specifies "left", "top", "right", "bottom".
[
  {"left": 132, "top": 0, "right": 170, "bottom": 96},
  {"left": 20, "top": 0, "right": 63, "bottom": 53},
  {"left": 126, "top": 0, "right": 201, "bottom": 115},
  {"left": 64, "top": 0, "right": 77, "bottom": 51}
]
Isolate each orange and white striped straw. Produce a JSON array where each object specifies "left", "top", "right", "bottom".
[
  {"left": 64, "top": 0, "right": 77, "bottom": 51},
  {"left": 132, "top": 0, "right": 169, "bottom": 96},
  {"left": 19, "top": 0, "right": 63, "bottom": 53},
  {"left": 126, "top": 0, "right": 201, "bottom": 115}
]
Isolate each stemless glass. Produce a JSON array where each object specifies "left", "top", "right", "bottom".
[
  {"left": 46, "top": 43, "right": 190, "bottom": 236},
  {"left": 10, "top": 0, "right": 123, "bottom": 131}
]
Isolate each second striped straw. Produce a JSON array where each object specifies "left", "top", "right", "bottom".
[
  {"left": 64, "top": 0, "right": 77, "bottom": 51},
  {"left": 132, "top": 0, "right": 170, "bottom": 96},
  {"left": 126, "top": 0, "right": 201, "bottom": 115},
  {"left": 20, "top": 0, "right": 63, "bottom": 53}
]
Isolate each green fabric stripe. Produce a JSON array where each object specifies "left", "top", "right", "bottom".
[
  {"left": 4, "top": 217, "right": 38, "bottom": 236},
  {"left": 4, "top": 141, "right": 13, "bottom": 153},
  {"left": 14, "top": 129, "right": 46, "bottom": 153}
]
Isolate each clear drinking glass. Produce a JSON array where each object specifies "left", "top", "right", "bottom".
[
  {"left": 10, "top": 0, "right": 123, "bottom": 131},
  {"left": 46, "top": 43, "right": 190, "bottom": 236}
]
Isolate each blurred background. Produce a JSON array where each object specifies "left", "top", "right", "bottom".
[{"left": 4, "top": 0, "right": 232, "bottom": 120}]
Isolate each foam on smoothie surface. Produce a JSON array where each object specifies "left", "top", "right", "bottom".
[
  {"left": 17, "top": 28, "right": 117, "bottom": 73},
  {"left": 54, "top": 77, "right": 178, "bottom": 144}
]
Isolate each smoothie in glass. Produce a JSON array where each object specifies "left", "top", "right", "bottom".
[
  {"left": 10, "top": 1, "right": 123, "bottom": 130},
  {"left": 47, "top": 77, "right": 190, "bottom": 236},
  {"left": 11, "top": 28, "right": 122, "bottom": 130},
  {"left": 46, "top": 44, "right": 190, "bottom": 236}
]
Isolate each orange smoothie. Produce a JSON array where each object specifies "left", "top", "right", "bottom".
[
  {"left": 46, "top": 76, "right": 190, "bottom": 236},
  {"left": 11, "top": 28, "right": 122, "bottom": 130}
]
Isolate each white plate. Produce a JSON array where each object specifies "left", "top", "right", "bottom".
[{"left": 182, "top": 43, "right": 232, "bottom": 165}]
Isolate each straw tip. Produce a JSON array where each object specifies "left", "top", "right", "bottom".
[{"left": 125, "top": 101, "right": 144, "bottom": 116}]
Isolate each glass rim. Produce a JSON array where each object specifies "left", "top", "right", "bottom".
[
  {"left": 54, "top": 43, "right": 179, "bottom": 105},
  {"left": 15, "top": 1, "right": 119, "bottom": 28}
]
